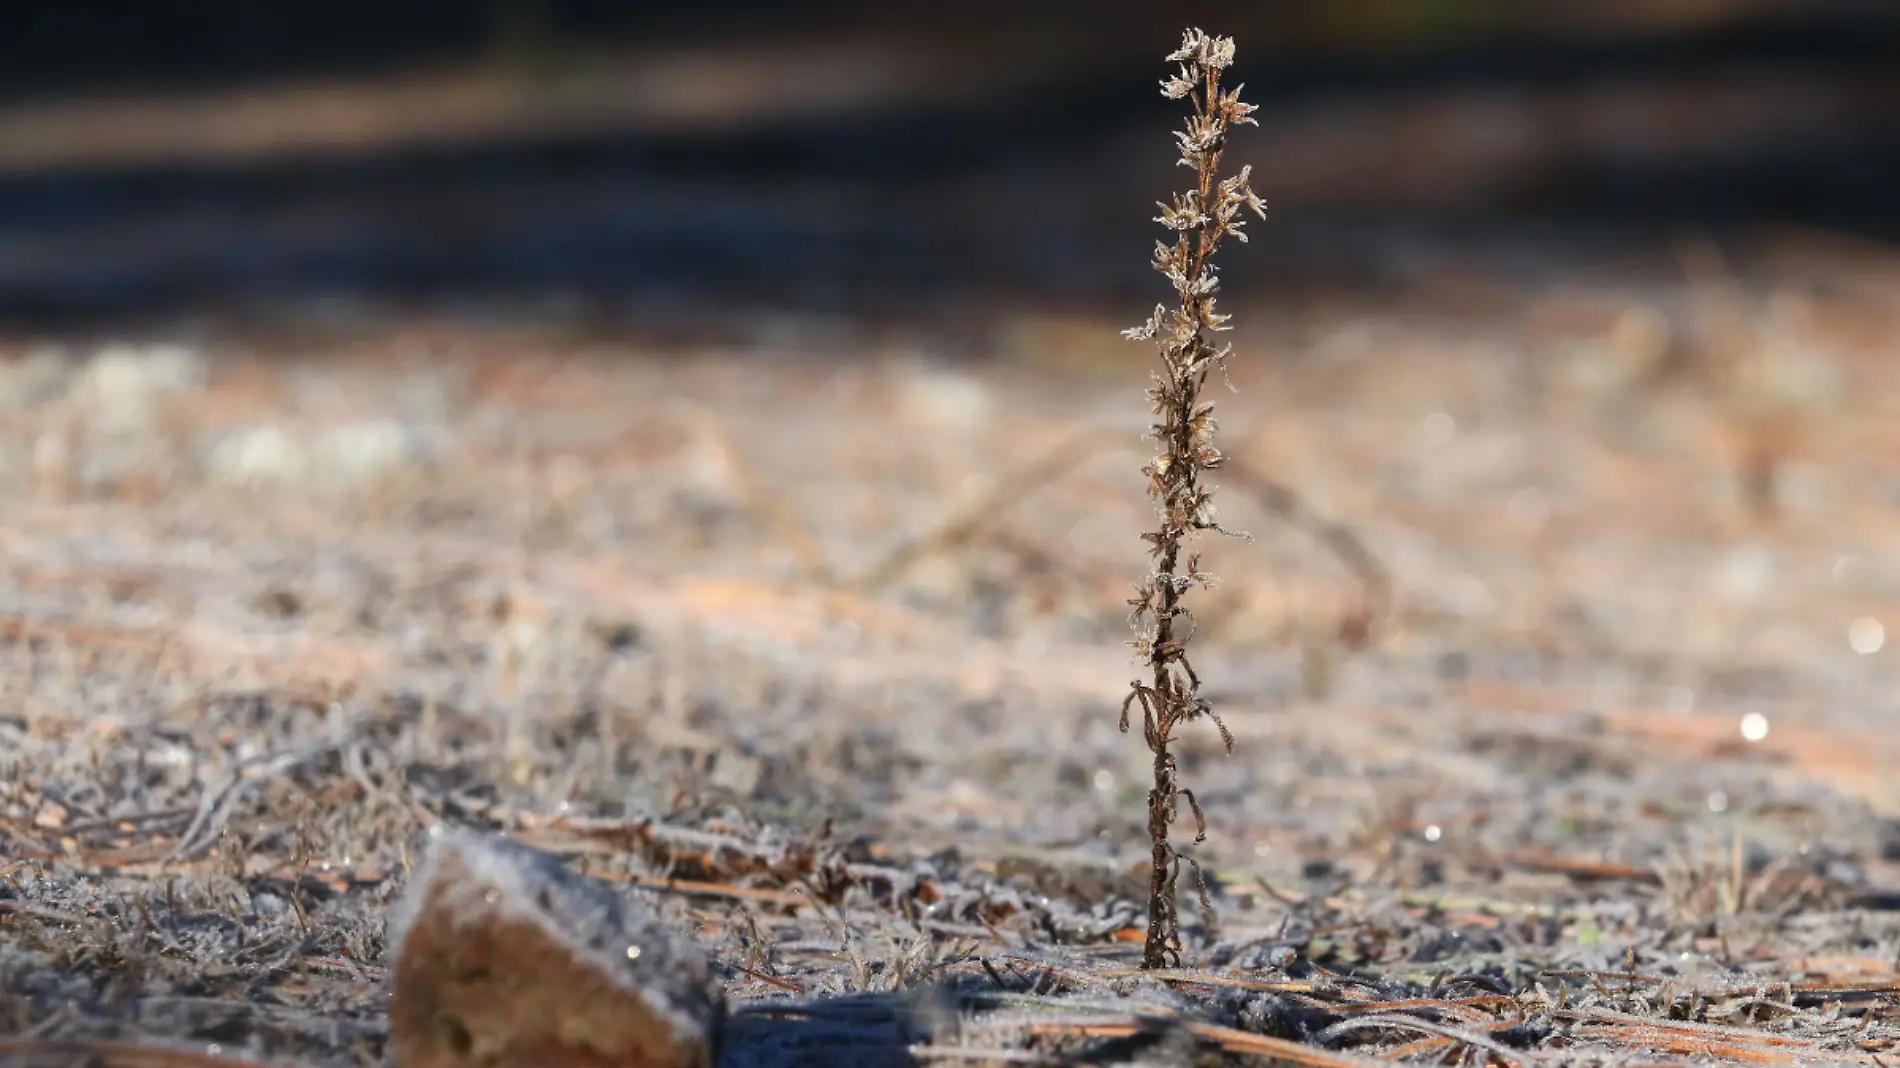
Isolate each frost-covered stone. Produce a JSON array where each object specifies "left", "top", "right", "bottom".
[
  {"left": 0, "top": 345, "right": 73, "bottom": 409},
  {"left": 387, "top": 827, "right": 723, "bottom": 1068},
  {"left": 205, "top": 419, "right": 432, "bottom": 488},
  {"left": 69, "top": 343, "right": 208, "bottom": 429}
]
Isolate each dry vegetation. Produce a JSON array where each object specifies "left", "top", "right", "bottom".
[
  {"left": 5, "top": 28, "right": 1900, "bottom": 1068},
  {"left": 1120, "top": 28, "right": 1264, "bottom": 971}
]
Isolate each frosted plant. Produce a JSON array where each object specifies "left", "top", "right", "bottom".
[{"left": 1120, "top": 27, "right": 1265, "bottom": 970}]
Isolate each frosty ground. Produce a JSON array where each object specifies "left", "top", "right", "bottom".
[{"left": 3, "top": 244, "right": 1900, "bottom": 1064}]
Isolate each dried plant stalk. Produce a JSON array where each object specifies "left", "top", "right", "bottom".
[{"left": 1120, "top": 27, "right": 1264, "bottom": 970}]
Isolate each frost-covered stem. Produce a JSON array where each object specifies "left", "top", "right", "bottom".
[{"left": 1120, "top": 28, "right": 1264, "bottom": 971}]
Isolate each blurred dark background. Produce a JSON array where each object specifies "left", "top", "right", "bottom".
[{"left": 0, "top": 0, "right": 1894, "bottom": 329}]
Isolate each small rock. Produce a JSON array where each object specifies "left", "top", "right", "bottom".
[
  {"left": 205, "top": 418, "right": 433, "bottom": 489},
  {"left": 208, "top": 424, "right": 303, "bottom": 486},
  {"left": 315, "top": 418, "right": 428, "bottom": 482},
  {"left": 0, "top": 345, "right": 73, "bottom": 409},
  {"left": 69, "top": 343, "right": 208, "bottom": 429},
  {"left": 386, "top": 827, "right": 724, "bottom": 1068}
]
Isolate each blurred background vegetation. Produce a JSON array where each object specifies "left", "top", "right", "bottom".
[{"left": 0, "top": 0, "right": 1894, "bottom": 329}]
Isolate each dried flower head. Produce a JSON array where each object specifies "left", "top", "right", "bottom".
[{"left": 1121, "top": 27, "right": 1264, "bottom": 971}]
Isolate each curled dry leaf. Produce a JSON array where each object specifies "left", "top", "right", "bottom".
[{"left": 386, "top": 827, "right": 725, "bottom": 1068}]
